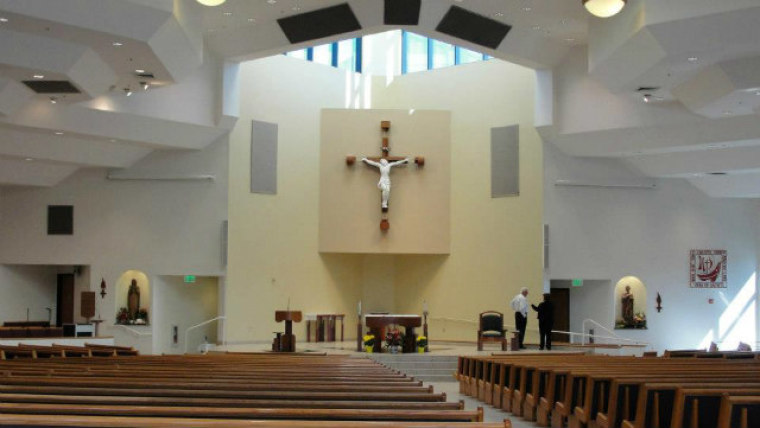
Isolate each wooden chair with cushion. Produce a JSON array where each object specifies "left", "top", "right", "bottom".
[{"left": 478, "top": 311, "right": 507, "bottom": 351}]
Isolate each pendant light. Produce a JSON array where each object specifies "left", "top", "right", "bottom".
[
  {"left": 583, "top": 0, "right": 627, "bottom": 18},
  {"left": 197, "top": 0, "right": 226, "bottom": 6}
]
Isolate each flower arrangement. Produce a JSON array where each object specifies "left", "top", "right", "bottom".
[
  {"left": 115, "top": 307, "right": 149, "bottom": 325},
  {"left": 115, "top": 307, "right": 129, "bottom": 324},
  {"left": 135, "top": 308, "right": 149, "bottom": 325},
  {"left": 385, "top": 327, "right": 404, "bottom": 350},
  {"left": 615, "top": 312, "right": 647, "bottom": 329}
]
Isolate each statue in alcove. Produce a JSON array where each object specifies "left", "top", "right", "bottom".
[
  {"left": 621, "top": 285, "right": 634, "bottom": 326},
  {"left": 127, "top": 279, "right": 140, "bottom": 321}
]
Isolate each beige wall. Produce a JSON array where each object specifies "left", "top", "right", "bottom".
[
  {"left": 319, "top": 109, "right": 450, "bottom": 254},
  {"left": 227, "top": 55, "right": 543, "bottom": 343},
  {"left": 372, "top": 62, "right": 544, "bottom": 341}
]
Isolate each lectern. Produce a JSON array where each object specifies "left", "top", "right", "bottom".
[{"left": 273, "top": 310, "right": 302, "bottom": 352}]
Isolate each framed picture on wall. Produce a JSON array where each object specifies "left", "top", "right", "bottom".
[{"left": 689, "top": 249, "right": 727, "bottom": 288}]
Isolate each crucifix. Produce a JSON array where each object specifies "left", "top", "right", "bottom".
[{"left": 346, "top": 121, "right": 425, "bottom": 231}]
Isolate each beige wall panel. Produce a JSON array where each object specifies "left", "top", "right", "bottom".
[{"left": 319, "top": 109, "right": 451, "bottom": 254}]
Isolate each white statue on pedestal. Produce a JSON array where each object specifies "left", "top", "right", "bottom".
[{"left": 361, "top": 157, "right": 409, "bottom": 210}]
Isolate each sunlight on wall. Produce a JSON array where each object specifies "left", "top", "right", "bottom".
[
  {"left": 362, "top": 73, "right": 372, "bottom": 109},
  {"left": 697, "top": 329, "right": 714, "bottom": 350},
  {"left": 384, "top": 31, "right": 399, "bottom": 86},
  {"left": 718, "top": 272, "right": 756, "bottom": 347}
]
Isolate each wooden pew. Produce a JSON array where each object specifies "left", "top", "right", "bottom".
[
  {"left": 670, "top": 387, "right": 760, "bottom": 428},
  {"left": 717, "top": 395, "right": 760, "bottom": 428},
  {"left": 0, "top": 414, "right": 511, "bottom": 428},
  {"left": 0, "top": 402, "right": 488, "bottom": 422},
  {"left": 620, "top": 382, "right": 760, "bottom": 428}
]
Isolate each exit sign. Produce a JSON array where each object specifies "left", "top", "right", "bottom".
[
  {"left": 184, "top": 275, "right": 196, "bottom": 284},
  {"left": 572, "top": 278, "right": 583, "bottom": 287}
]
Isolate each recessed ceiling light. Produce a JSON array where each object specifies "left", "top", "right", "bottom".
[
  {"left": 25, "top": 158, "right": 34, "bottom": 162},
  {"left": 197, "top": 0, "right": 227, "bottom": 6},
  {"left": 267, "top": 0, "right": 276, "bottom": 4},
  {"left": 135, "top": 69, "right": 145, "bottom": 74},
  {"left": 247, "top": 18, "right": 255, "bottom": 22},
  {"left": 49, "top": 97, "right": 57, "bottom": 104},
  {"left": 292, "top": 6, "right": 301, "bottom": 11},
  {"left": 687, "top": 56, "right": 698, "bottom": 62},
  {"left": 523, "top": 7, "right": 532, "bottom": 11},
  {"left": 54, "top": 132, "right": 64, "bottom": 135},
  {"left": 33, "top": 74, "right": 45, "bottom": 79},
  {"left": 0, "top": 18, "right": 8, "bottom": 23},
  {"left": 112, "top": 42, "right": 123, "bottom": 47},
  {"left": 223, "top": 12, "right": 232, "bottom": 16},
  {"left": 565, "top": 38, "right": 576, "bottom": 42},
  {"left": 493, "top": 12, "right": 504, "bottom": 17},
  {"left": 532, "top": 25, "right": 541, "bottom": 30}
]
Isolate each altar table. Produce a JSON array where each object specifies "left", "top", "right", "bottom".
[{"left": 365, "top": 314, "right": 422, "bottom": 353}]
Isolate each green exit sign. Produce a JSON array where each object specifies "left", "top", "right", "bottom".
[
  {"left": 184, "top": 275, "right": 196, "bottom": 284},
  {"left": 572, "top": 278, "right": 584, "bottom": 287}
]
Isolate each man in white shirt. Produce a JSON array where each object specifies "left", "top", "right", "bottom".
[{"left": 510, "top": 287, "right": 529, "bottom": 350}]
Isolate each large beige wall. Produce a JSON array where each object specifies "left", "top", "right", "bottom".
[
  {"left": 374, "top": 61, "right": 544, "bottom": 341},
  {"left": 319, "top": 109, "right": 450, "bottom": 254},
  {"left": 227, "top": 55, "right": 542, "bottom": 343},
  {"left": 226, "top": 56, "right": 364, "bottom": 343}
]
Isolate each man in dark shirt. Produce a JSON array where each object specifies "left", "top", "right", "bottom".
[{"left": 531, "top": 293, "right": 554, "bottom": 350}]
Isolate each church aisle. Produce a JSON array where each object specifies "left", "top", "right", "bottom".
[{"left": 430, "top": 382, "right": 532, "bottom": 428}]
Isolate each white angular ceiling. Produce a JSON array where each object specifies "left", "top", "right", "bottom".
[{"left": 0, "top": 0, "right": 758, "bottom": 197}]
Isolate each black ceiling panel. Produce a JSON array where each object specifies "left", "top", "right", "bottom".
[
  {"left": 22, "top": 80, "right": 81, "bottom": 94},
  {"left": 435, "top": 6, "right": 511, "bottom": 50},
  {"left": 277, "top": 3, "right": 361, "bottom": 44},
  {"left": 384, "top": 0, "right": 421, "bottom": 25}
]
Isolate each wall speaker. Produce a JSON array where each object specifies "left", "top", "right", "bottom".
[{"left": 48, "top": 205, "right": 73, "bottom": 235}]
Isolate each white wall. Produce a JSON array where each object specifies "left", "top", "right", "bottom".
[
  {"left": 0, "top": 264, "right": 58, "bottom": 323},
  {"left": 0, "top": 137, "right": 229, "bottom": 353},
  {"left": 152, "top": 275, "right": 218, "bottom": 355},
  {"left": 545, "top": 141, "right": 760, "bottom": 352},
  {"left": 552, "top": 279, "right": 614, "bottom": 342}
]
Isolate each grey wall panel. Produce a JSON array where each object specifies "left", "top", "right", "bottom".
[
  {"left": 250, "top": 120, "right": 278, "bottom": 194},
  {"left": 491, "top": 125, "right": 519, "bottom": 197}
]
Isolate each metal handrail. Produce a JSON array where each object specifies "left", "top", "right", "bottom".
[
  {"left": 184, "top": 316, "right": 226, "bottom": 354},
  {"left": 111, "top": 324, "right": 152, "bottom": 337}
]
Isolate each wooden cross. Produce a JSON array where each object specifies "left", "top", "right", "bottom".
[{"left": 346, "top": 121, "right": 425, "bottom": 231}]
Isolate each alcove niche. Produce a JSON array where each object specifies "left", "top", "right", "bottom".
[
  {"left": 614, "top": 276, "right": 647, "bottom": 329},
  {"left": 115, "top": 270, "right": 151, "bottom": 325}
]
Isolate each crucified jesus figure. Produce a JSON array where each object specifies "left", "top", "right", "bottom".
[{"left": 361, "top": 157, "right": 409, "bottom": 210}]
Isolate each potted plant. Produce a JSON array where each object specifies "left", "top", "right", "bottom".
[
  {"left": 416, "top": 335, "right": 427, "bottom": 353},
  {"left": 363, "top": 334, "right": 375, "bottom": 353}
]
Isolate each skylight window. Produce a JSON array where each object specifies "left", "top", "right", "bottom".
[{"left": 402, "top": 31, "right": 490, "bottom": 74}]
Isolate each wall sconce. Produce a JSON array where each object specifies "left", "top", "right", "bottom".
[{"left": 100, "top": 278, "right": 107, "bottom": 299}]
